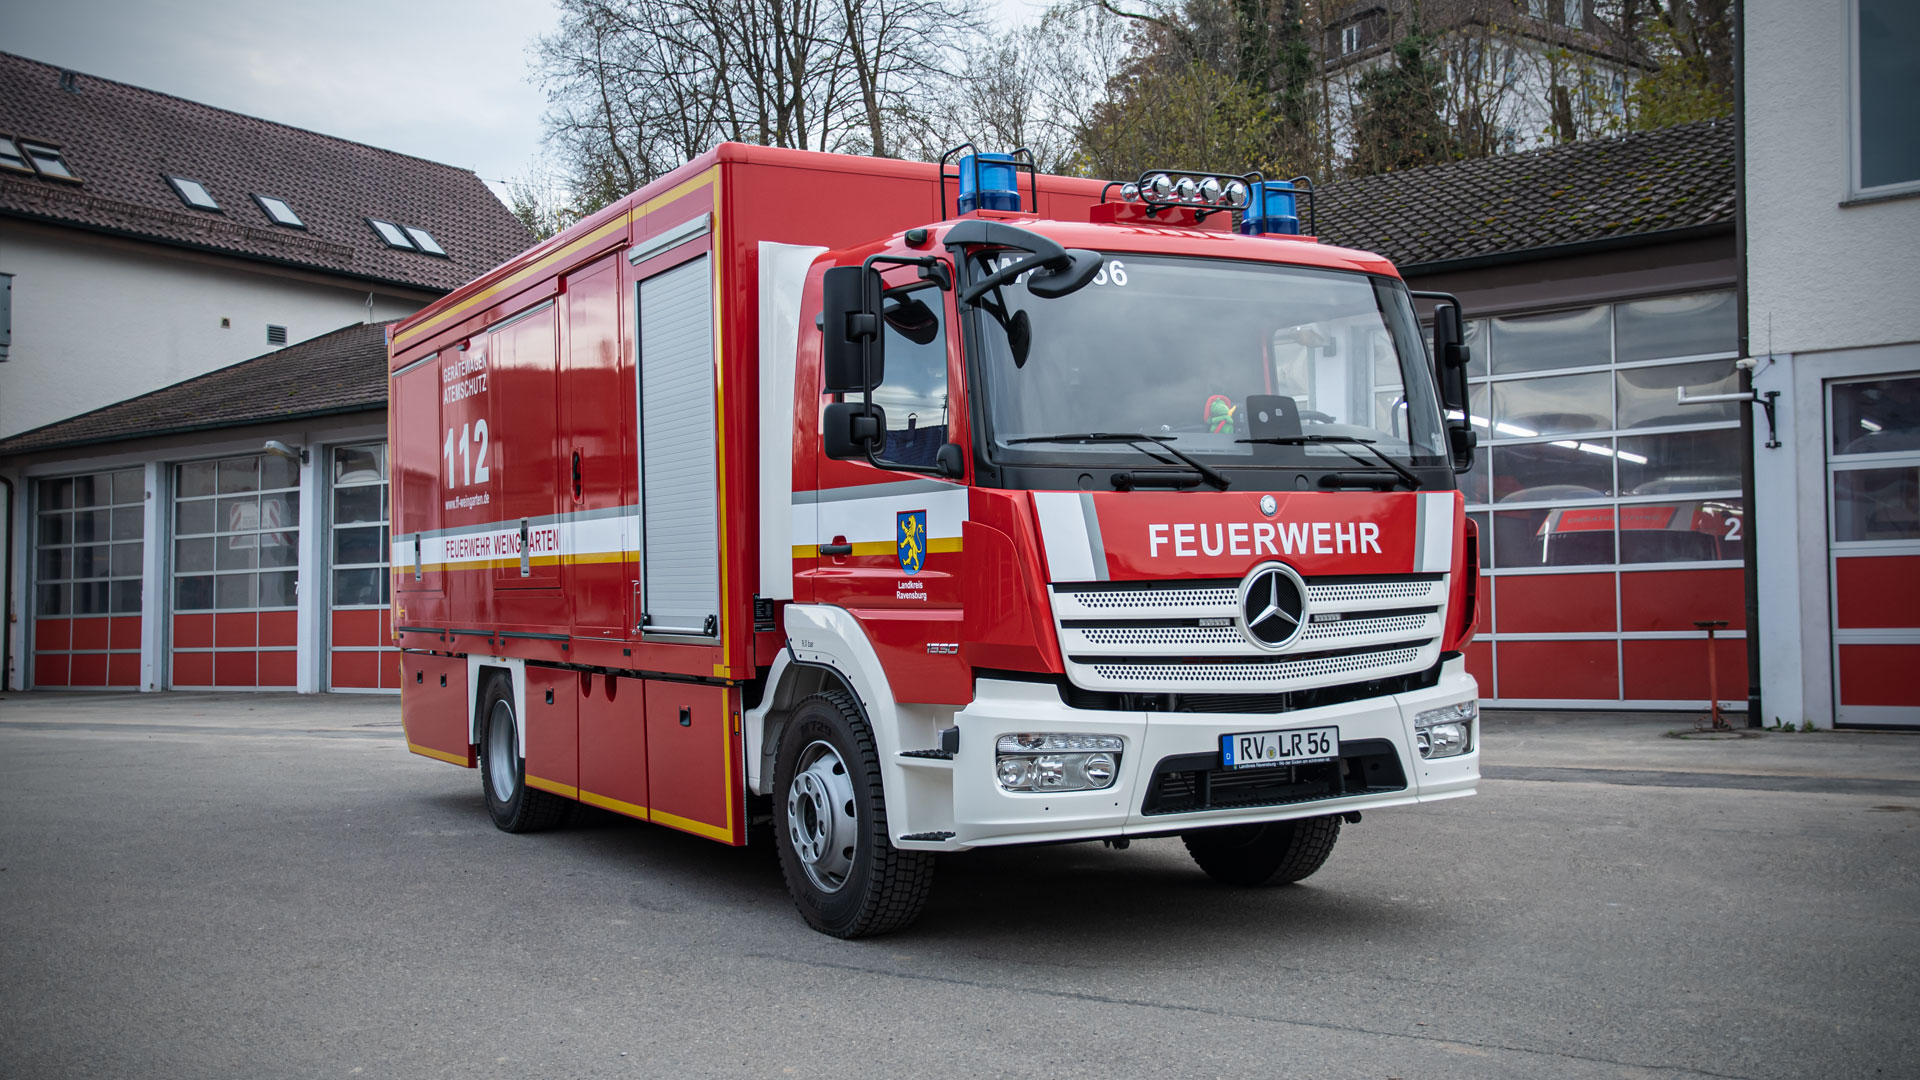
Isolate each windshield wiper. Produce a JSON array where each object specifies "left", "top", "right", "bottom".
[
  {"left": 1235, "top": 434, "right": 1423, "bottom": 490},
  {"left": 1007, "top": 432, "right": 1231, "bottom": 491}
]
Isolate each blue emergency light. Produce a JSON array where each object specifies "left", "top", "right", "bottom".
[
  {"left": 1240, "top": 180, "right": 1300, "bottom": 235},
  {"left": 957, "top": 153, "right": 1021, "bottom": 214}
]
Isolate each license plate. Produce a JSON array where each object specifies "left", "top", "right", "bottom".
[{"left": 1221, "top": 726, "right": 1340, "bottom": 769}]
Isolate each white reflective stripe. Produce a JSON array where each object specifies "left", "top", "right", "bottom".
[
  {"left": 1033, "top": 491, "right": 1096, "bottom": 582},
  {"left": 800, "top": 483, "right": 967, "bottom": 546},
  {"left": 1416, "top": 491, "right": 1455, "bottom": 572},
  {"left": 392, "top": 514, "right": 640, "bottom": 568},
  {"left": 758, "top": 242, "right": 827, "bottom": 598}
]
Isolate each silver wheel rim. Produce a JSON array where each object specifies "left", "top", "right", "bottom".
[
  {"left": 487, "top": 699, "right": 517, "bottom": 804},
  {"left": 787, "top": 739, "right": 858, "bottom": 894}
]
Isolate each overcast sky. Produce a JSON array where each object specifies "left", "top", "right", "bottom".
[{"left": 4, "top": 0, "right": 1049, "bottom": 203}]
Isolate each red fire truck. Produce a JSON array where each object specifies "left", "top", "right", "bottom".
[{"left": 389, "top": 143, "right": 1482, "bottom": 937}]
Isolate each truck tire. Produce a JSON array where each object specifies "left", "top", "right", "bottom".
[
  {"left": 477, "top": 675, "right": 571, "bottom": 833},
  {"left": 1181, "top": 815, "right": 1341, "bottom": 886},
  {"left": 772, "top": 690, "right": 934, "bottom": 937}
]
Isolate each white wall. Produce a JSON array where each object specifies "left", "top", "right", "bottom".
[
  {"left": 0, "top": 221, "right": 423, "bottom": 438},
  {"left": 1745, "top": 0, "right": 1920, "bottom": 357},
  {"left": 1746, "top": 0, "right": 1920, "bottom": 729}
]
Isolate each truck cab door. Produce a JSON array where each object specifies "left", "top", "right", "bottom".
[{"left": 806, "top": 264, "right": 971, "bottom": 705}]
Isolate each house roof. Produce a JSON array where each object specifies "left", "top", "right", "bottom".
[
  {"left": 0, "top": 52, "right": 533, "bottom": 293},
  {"left": 1314, "top": 119, "right": 1735, "bottom": 268},
  {"left": 0, "top": 322, "right": 390, "bottom": 458}
]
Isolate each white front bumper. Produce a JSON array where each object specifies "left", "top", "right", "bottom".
[{"left": 924, "top": 656, "right": 1479, "bottom": 849}]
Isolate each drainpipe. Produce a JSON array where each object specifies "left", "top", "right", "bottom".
[
  {"left": 0, "top": 474, "right": 12, "bottom": 691},
  {"left": 1733, "top": 0, "right": 1761, "bottom": 727}
]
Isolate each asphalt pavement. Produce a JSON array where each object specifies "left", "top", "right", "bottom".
[{"left": 0, "top": 692, "right": 1915, "bottom": 1079}]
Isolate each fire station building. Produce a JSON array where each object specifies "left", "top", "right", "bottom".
[
  {"left": 1321, "top": 119, "right": 1746, "bottom": 712},
  {"left": 0, "top": 53, "right": 532, "bottom": 692}
]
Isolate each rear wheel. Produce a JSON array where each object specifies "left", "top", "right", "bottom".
[
  {"left": 773, "top": 691, "right": 934, "bottom": 937},
  {"left": 1181, "top": 815, "right": 1341, "bottom": 886},
  {"left": 477, "top": 676, "right": 571, "bottom": 833}
]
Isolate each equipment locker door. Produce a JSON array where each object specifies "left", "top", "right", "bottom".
[
  {"left": 487, "top": 302, "right": 564, "bottom": 591},
  {"left": 636, "top": 253, "right": 720, "bottom": 638},
  {"left": 562, "top": 256, "right": 634, "bottom": 636}
]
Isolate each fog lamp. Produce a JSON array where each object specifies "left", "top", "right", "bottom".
[
  {"left": 995, "top": 734, "right": 1124, "bottom": 792},
  {"left": 1413, "top": 701, "right": 1476, "bottom": 759}
]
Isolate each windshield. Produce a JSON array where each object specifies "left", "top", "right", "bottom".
[{"left": 970, "top": 252, "right": 1448, "bottom": 468}]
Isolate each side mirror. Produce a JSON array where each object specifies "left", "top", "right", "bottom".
[
  {"left": 823, "top": 401, "right": 886, "bottom": 461},
  {"left": 934, "top": 442, "right": 965, "bottom": 479},
  {"left": 822, "top": 266, "right": 884, "bottom": 394},
  {"left": 1025, "top": 249, "right": 1104, "bottom": 299},
  {"left": 1430, "top": 302, "right": 1476, "bottom": 472}
]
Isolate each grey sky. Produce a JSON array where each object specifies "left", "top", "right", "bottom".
[{"left": 4, "top": 0, "right": 1051, "bottom": 203}]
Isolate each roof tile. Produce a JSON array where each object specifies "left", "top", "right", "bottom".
[{"left": 0, "top": 52, "right": 533, "bottom": 292}]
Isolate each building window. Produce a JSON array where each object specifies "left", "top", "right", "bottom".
[
  {"left": 253, "top": 194, "right": 304, "bottom": 228},
  {"left": 1854, "top": 0, "right": 1920, "bottom": 196},
  {"left": 32, "top": 468, "right": 145, "bottom": 689},
  {"left": 403, "top": 226, "right": 446, "bottom": 256},
  {"left": 0, "top": 137, "right": 31, "bottom": 174},
  {"left": 1341, "top": 23, "right": 1360, "bottom": 54},
  {"left": 19, "top": 141, "right": 78, "bottom": 181},
  {"left": 367, "top": 218, "right": 414, "bottom": 249},
  {"left": 329, "top": 444, "right": 389, "bottom": 608},
  {"left": 167, "top": 176, "right": 220, "bottom": 211},
  {"left": 1562, "top": 0, "right": 1582, "bottom": 27}
]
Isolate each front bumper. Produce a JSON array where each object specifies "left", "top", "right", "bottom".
[{"left": 930, "top": 656, "right": 1479, "bottom": 849}]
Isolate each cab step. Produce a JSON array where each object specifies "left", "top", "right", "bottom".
[
  {"left": 898, "top": 748, "right": 953, "bottom": 760},
  {"left": 900, "top": 831, "right": 956, "bottom": 842}
]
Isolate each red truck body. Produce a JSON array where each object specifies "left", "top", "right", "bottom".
[{"left": 389, "top": 143, "right": 1482, "bottom": 934}]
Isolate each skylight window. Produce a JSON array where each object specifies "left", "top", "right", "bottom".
[
  {"left": 367, "top": 218, "right": 414, "bottom": 249},
  {"left": 253, "top": 194, "right": 304, "bottom": 228},
  {"left": 20, "top": 142, "right": 77, "bottom": 180},
  {"left": 168, "top": 176, "right": 220, "bottom": 211},
  {"left": 403, "top": 226, "right": 446, "bottom": 256},
  {"left": 0, "top": 137, "right": 29, "bottom": 174}
]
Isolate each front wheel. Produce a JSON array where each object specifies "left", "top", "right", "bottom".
[
  {"left": 772, "top": 691, "right": 934, "bottom": 937},
  {"left": 1181, "top": 815, "right": 1341, "bottom": 886}
]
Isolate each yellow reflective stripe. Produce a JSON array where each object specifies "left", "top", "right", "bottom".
[
  {"left": 787, "top": 537, "right": 963, "bottom": 559},
  {"left": 578, "top": 788, "right": 649, "bottom": 820},
  {"left": 525, "top": 774, "right": 577, "bottom": 799},
  {"left": 650, "top": 807, "right": 732, "bottom": 843},
  {"left": 407, "top": 741, "right": 469, "bottom": 766}
]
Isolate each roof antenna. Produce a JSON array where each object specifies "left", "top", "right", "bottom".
[{"left": 59, "top": 69, "right": 80, "bottom": 94}]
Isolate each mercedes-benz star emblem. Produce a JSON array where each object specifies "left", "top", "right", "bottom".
[
  {"left": 1259, "top": 494, "right": 1278, "bottom": 516},
  {"left": 1238, "top": 562, "right": 1308, "bottom": 651}
]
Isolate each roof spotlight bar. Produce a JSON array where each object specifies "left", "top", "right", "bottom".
[
  {"left": 1101, "top": 169, "right": 1258, "bottom": 222},
  {"left": 1099, "top": 169, "right": 1317, "bottom": 233}
]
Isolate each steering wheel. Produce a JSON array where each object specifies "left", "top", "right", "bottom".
[{"left": 1299, "top": 410, "right": 1336, "bottom": 424}]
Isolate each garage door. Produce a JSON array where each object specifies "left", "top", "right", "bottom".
[
  {"left": 1828, "top": 374, "right": 1920, "bottom": 727},
  {"left": 326, "top": 442, "right": 399, "bottom": 691},
  {"left": 170, "top": 455, "right": 300, "bottom": 689},
  {"left": 31, "top": 468, "right": 144, "bottom": 689}
]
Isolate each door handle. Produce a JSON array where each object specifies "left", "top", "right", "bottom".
[
  {"left": 571, "top": 450, "right": 582, "bottom": 500},
  {"left": 520, "top": 518, "right": 531, "bottom": 577},
  {"left": 818, "top": 542, "right": 853, "bottom": 556}
]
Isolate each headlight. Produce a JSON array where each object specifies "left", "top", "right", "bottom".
[
  {"left": 996, "top": 734, "right": 1124, "bottom": 791},
  {"left": 1413, "top": 701, "right": 1476, "bottom": 759}
]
